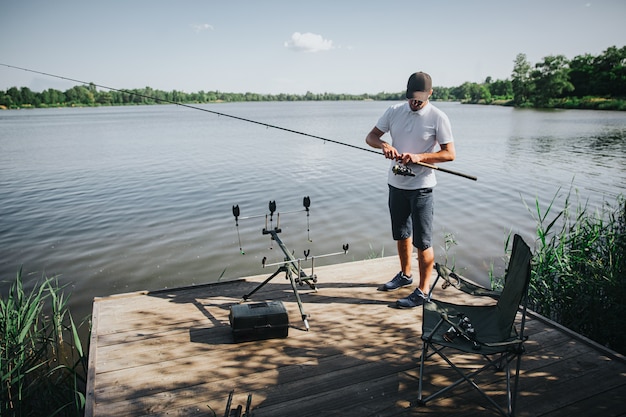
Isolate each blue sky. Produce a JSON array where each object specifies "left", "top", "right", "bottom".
[{"left": 1, "top": 0, "right": 625, "bottom": 95}]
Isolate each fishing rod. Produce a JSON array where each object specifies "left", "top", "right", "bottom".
[{"left": 1, "top": 63, "right": 477, "bottom": 181}]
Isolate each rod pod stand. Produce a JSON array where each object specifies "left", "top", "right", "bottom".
[
  {"left": 241, "top": 228, "right": 315, "bottom": 330},
  {"left": 236, "top": 198, "right": 347, "bottom": 331}
]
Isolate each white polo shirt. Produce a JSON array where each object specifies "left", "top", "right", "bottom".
[{"left": 376, "top": 101, "right": 454, "bottom": 189}]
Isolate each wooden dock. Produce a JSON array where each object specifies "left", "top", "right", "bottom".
[{"left": 85, "top": 257, "right": 626, "bottom": 416}]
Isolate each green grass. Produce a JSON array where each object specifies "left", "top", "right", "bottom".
[
  {"left": 1, "top": 270, "right": 88, "bottom": 416},
  {"left": 524, "top": 189, "right": 626, "bottom": 355}
]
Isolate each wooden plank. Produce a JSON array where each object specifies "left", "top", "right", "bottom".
[
  {"left": 84, "top": 297, "right": 99, "bottom": 417},
  {"left": 539, "top": 384, "right": 626, "bottom": 417},
  {"left": 86, "top": 257, "right": 626, "bottom": 417}
]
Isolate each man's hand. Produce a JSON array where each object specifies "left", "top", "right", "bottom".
[
  {"left": 399, "top": 152, "right": 421, "bottom": 165},
  {"left": 381, "top": 142, "right": 400, "bottom": 160}
]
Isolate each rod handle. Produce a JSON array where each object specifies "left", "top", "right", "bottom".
[{"left": 416, "top": 161, "right": 478, "bottom": 181}]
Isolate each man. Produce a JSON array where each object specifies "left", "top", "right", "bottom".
[{"left": 365, "top": 72, "right": 456, "bottom": 308}]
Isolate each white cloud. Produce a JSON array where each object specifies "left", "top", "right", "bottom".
[
  {"left": 191, "top": 23, "right": 214, "bottom": 33},
  {"left": 284, "top": 32, "right": 333, "bottom": 52}
]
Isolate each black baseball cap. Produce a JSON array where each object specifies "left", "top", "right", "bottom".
[{"left": 406, "top": 72, "right": 432, "bottom": 101}]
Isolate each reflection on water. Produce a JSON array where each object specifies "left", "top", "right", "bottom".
[
  {"left": 587, "top": 130, "right": 626, "bottom": 153},
  {"left": 1, "top": 102, "right": 625, "bottom": 322}
]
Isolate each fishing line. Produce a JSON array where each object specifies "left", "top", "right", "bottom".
[
  {"left": 231, "top": 205, "right": 244, "bottom": 255},
  {"left": 1, "top": 63, "right": 477, "bottom": 181}
]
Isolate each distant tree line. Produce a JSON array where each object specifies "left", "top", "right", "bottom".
[
  {"left": 509, "top": 45, "right": 626, "bottom": 109},
  {"left": 0, "top": 83, "right": 404, "bottom": 108},
  {"left": 1, "top": 45, "right": 624, "bottom": 110},
  {"left": 432, "top": 45, "right": 625, "bottom": 110}
]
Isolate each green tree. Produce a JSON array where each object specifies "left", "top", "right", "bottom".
[
  {"left": 432, "top": 86, "right": 451, "bottom": 101},
  {"left": 65, "top": 85, "right": 95, "bottom": 105},
  {"left": 530, "top": 54, "right": 574, "bottom": 107},
  {"left": 472, "top": 83, "right": 492, "bottom": 103},
  {"left": 4, "top": 87, "right": 22, "bottom": 106},
  {"left": 593, "top": 45, "right": 626, "bottom": 97},
  {"left": 20, "top": 87, "right": 39, "bottom": 107},
  {"left": 96, "top": 91, "right": 113, "bottom": 105},
  {"left": 40, "top": 88, "right": 65, "bottom": 106},
  {"left": 0, "top": 93, "right": 14, "bottom": 108},
  {"left": 511, "top": 53, "right": 533, "bottom": 106},
  {"left": 450, "top": 82, "right": 472, "bottom": 102},
  {"left": 489, "top": 79, "right": 513, "bottom": 99},
  {"left": 569, "top": 53, "right": 595, "bottom": 97}
]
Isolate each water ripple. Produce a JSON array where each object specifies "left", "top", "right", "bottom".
[{"left": 1, "top": 102, "right": 624, "bottom": 320}]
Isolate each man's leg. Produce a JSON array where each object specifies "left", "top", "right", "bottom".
[
  {"left": 380, "top": 237, "right": 414, "bottom": 291},
  {"left": 396, "top": 187, "right": 433, "bottom": 308},
  {"left": 395, "top": 248, "right": 432, "bottom": 307},
  {"left": 417, "top": 246, "right": 434, "bottom": 294},
  {"left": 398, "top": 237, "right": 413, "bottom": 277},
  {"left": 381, "top": 185, "right": 414, "bottom": 291}
]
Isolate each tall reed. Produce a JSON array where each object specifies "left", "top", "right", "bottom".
[
  {"left": 1, "top": 269, "right": 87, "bottom": 416},
  {"left": 525, "top": 189, "right": 625, "bottom": 354}
]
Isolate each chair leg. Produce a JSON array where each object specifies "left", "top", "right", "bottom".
[
  {"left": 418, "top": 344, "right": 477, "bottom": 405},
  {"left": 419, "top": 347, "right": 520, "bottom": 417},
  {"left": 511, "top": 352, "right": 523, "bottom": 416},
  {"left": 418, "top": 318, "right": 447, "bottom": 405},
  {"left": 506, "top": 358, "right": 512, "bottom": 415},
  {"left": 417, "top": 341, "right": 429, "bottom": 404}
]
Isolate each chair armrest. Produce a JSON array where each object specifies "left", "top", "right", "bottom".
[{"left": 434, "top": 264, "right": 501, "bottom": 299}]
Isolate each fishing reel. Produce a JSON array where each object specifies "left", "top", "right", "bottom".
[
  {"left": 443, "top": 314, "right": 480, "bottom": 350},
  {"left": 392, "top": 164, "right": 416, "bottom": 177}
]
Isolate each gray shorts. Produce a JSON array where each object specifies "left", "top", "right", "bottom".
[{"left": 388, "top": 185, "right": 434, "bottom": 250}]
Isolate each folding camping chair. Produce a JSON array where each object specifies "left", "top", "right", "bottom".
[{"left": 417, "top": 233, "right": 532, "bottom": 416}]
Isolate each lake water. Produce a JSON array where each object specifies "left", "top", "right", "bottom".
[{"left": 1, "top": 101, "right": 625, "bottom": 322}]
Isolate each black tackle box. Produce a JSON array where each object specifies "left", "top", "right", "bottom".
[{"left": 229, "top": 301, "right": 289, "bottom": 342}]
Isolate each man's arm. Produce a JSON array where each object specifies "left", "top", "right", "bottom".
[
  {"left": 400, "top": 142, "right": 456, "bottom": 165},
  {"left": 366, "top": 127, "right": 399, "bottom": 160}
]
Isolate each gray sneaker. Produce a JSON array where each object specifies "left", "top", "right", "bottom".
[
  {"left": 396, "top": 289, "right": 426, "bottom": 308},
  {"left": 381, "top": 272, "right": 413, "bottom": 291}
]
